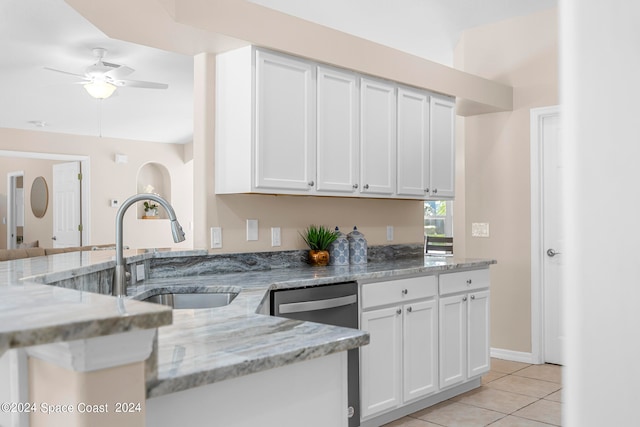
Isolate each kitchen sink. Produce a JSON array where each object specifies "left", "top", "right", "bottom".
[{"left": 142, "top": 290, "right": 238, "bottom": 309}]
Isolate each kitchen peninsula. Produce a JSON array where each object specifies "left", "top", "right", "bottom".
[{"left": 0, "top": 246, "right": 494, "bottom": 427}]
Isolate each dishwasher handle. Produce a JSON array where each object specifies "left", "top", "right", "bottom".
[{"left": 277, "top": 294, "right": 357, "bottom": 315}]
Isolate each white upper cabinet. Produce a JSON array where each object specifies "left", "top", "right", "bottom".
[
  {"left": 429, "top": 96, "right": 456, "bottom": 199},
  {"left": 316, "top": 66, "right": 360, "bottom": 194},
  {"left": 360, "top": 78, "right": 396, "bottom": 196},
  {"left": 215, "top": 47, "right": 315, "bottom": 195},
  {"left": 255, "top": 50, "right": 315, "bottom": 191},
  {"left": 397, "top": 87, "right": 430, "bottom": 198},
  {"left": 215, "top": 46, "right": 455, "bottom": 200}
]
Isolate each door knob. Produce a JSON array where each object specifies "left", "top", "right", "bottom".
[{"left": 546, "top": 248, "right": 561, "bottom": 257}]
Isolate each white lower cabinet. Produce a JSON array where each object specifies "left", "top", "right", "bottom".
[
  {"left": 439, "top": 269, "right": 491, "bottom": 390},
  {"left": 361, "top": 306, "right": 402, "bottom": 417},
  {"left": 403, "top": 299, "right": 438, "bottom": 401},
  {"left": 360, "top": 276, "right": 438, "bottom": 420}
]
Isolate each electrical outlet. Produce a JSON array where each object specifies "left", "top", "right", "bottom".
[
  {"left": 247, "top": 219, "right": 258, "bottom": 241},
  {"left": 211, "top": 227, "right": 222, "bottom": 249},
  {"left": 136, "top": 264, "right": 145, "bottom": 282},
  {"left": 386, "top": 225, "right": 394, "bottom": 242},
  {"left": 271, "top": 227, "right": 281, "bottom": 247},
  {"left": 110, "top": 199, "right": 119, "bottom": 208}
]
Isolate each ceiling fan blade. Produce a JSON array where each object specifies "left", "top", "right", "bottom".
[
  {"left": 104, "top": 65, "right": 135, "bottom": 80},
  {"left": 114, "top": 79, "right": 168, "bottom": 89},
  {"left": 43, "top": 67, "right": 86, "bottom": 79}
]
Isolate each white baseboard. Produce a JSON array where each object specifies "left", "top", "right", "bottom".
[{"left": 490, "top": 348, "right": 538, "bottom": 364}]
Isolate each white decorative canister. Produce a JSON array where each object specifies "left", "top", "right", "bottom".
[
  {"left": 329, "top": 227, "right": 349, "bottom": 266},
  {"left": 347, "top": 226, "right": 367, "bottom": 265}
]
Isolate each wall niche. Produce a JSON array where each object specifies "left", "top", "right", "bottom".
[{"left": 137, "top": 162, "right": 172, "bottom": 220}]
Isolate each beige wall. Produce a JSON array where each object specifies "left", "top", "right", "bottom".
[
  {"left": 0, "top": 129, "right": 194, "bottom": 250},
  {"left": 457, "top": 8, "right": 558, "bottom": 353}
]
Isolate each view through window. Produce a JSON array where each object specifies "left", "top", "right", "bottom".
[{"left": 424, "top": 201, "right": 453, "bottom": 237}]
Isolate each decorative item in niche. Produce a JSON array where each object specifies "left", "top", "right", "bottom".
[
  {"left": 143, "top": 201, "right": 159, "bottom": 218},
  {"left": 30, "top": 176, "right": 48, "bottom": 219}
]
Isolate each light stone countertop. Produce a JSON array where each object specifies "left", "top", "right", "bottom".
[
  {"left": 0, "top": 248, "right": 206, "bottom": 356},
  {"left": 0, "top": 247, "right": 495, "bottom": 400},
  {"left": 130, "top": 256, "right": 496, "bottom": 398}
]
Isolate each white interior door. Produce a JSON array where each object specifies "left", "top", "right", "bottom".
[
  {"left": 52, "top": 162, "right": 81, "bottom": 248},
  {"left": 542, "top": 112, "right": 564, "bottom": 365},
  {"left": 6, "top": 172, "right": 23, "bottom": 249}
]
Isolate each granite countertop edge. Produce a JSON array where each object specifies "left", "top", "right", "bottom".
[
  {"left": 0, "top": 249, "right": 205, "bottom": 355},
  {"left": 138, "top": 256, "right": 496, "bottom": 398}
]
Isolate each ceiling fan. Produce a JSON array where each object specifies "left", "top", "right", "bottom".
[{"left": 44, "top": 47, "right": 169, "bottom": 99}]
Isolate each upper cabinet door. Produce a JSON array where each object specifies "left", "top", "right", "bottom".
[
  {"left": 316, "top": 66, "right": 360, "bottom": 194},
  {"left": 397, "top": 88, "right": 430, "bottom": 198},
  {"left": 360, "top": 78, "right": 396, "bottom": 196},
  {"left": 429, "top": 96, "right": 455, "bottom": 198},
  {"left": 255, "top": 50, "right": 315, "bottom": 191}
]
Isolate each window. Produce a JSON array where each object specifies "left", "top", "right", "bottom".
[{"left": 424, "top": 201, "right": 453, "bottom": 237}]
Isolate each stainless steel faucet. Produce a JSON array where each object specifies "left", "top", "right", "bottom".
[{"left": 113, "top": 193, "right": 186, "bottom": 297}]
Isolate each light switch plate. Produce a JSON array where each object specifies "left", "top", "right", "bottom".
[
  {"left": 136, "top": 264, "right": 145, "bottom": 282},
  {"left": 386, "top": 226, "right": 394, "bottom": 241},
  {"left": 271, "top": 227, "right": 281, "bottom": 247},
  {"left": 211, "top": 227, "right": 222, "bottom": 249},
  {"left": 247, "top": 219, "right": 258, "bottom": 241},
  {"left": 472, "top": 223, "right": 490, "bottom": 238}
]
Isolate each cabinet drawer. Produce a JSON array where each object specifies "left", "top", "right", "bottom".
[
  {"left": 439, "top": 269, "right": 490, "bottom": 295},
  {"left": 362, "top": 276, "right": 437, "bottom": 309}
]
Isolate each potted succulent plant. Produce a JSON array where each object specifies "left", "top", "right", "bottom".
[
  {"left": 300, "top": 225, "right": 339, "bottom": 266},
  {"left": 143, "top": 201, "right": 159, "bottom": 217}
]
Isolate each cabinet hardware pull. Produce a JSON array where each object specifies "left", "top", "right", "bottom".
[
  {"left": 425, "top": 188, "right": 429, "bottom": 193},
  {"left": 471, "top": 295, "right": 476, "bottom": 300},
  {"left": 407, "top": 306, "right": 412, "bottom": 313},
  {"left": 353, "top": 183, "right": 359, "bottom": 189},
  {"left": 402, "top": 289, "right": 408, "bottom": 295},
  {"left": 466, "top": 279, "right": 472, "bottom": 285},
  {"left": 396, "top": 308, "right": 402, "bottom": 315},
  {"left": 463, "top": 296, "right": 468, "bottom": 302},
  {"left": 308, "top": 181, "right": 315, "bottom": 187},
  {"left": 433, "top": 188, "right": 438, "bottom": 194},
  {"left": 363, "top": 184, "right": 370, "bottom": 190}
]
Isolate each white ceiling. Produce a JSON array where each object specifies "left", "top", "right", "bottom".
[
  {"left": 0, "top": 0, "right": 556, "bottom": 145},
  {"left": 250, "top": 0, "right": 557, "bottom": 66}
]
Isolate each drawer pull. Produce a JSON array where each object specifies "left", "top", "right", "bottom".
[
  {"left": 463, "top": 296, "right": 468, "bottom": 302},
  {"left": 471, "top": 295, "right": 476, "bottom": 300},
  {"left": 466, "top": 279, "right": 472, "bottom": 285},
  {"left": 407, "top": 306, "right": 413, "bottom": 313},
  {"left": 396, "top": 308, "right": 402, "bottom": 315},
  {"left": 402, "top": 289, "right": 408, "bottom": 295}
]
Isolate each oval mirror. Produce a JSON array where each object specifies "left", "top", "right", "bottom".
[{"left": 30, "top": 176, "right": 49, "bottom": 218}]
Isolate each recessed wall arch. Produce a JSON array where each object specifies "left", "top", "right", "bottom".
[{"left": 136, "top": 162, "right": 172, "bottom": 219}]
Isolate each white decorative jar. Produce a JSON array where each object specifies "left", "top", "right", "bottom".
[
  {"left": 329, "top": 227, "right": 349, "bottom": 266},
  {"left": 347, "top": 226, "right": 367, "bottom": 265}
]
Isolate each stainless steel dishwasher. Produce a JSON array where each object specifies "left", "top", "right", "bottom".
[{"left": 271, "top": 281, "right": 360, "bottom": 427}]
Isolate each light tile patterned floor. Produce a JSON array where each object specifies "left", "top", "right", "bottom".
[{"left": 383, "top": 358, "right": 563, "bottom": 427}]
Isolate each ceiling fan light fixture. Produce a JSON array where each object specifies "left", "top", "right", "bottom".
[{"left": 84, "top": 81, "right": 116, "bottom": 99}]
